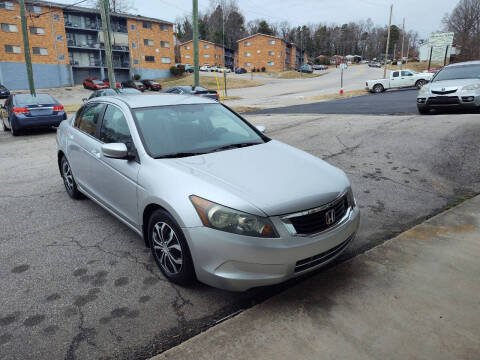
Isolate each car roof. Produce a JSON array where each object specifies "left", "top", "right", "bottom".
[
  {"left": 446, "top": 60, "right": 480, "bottom": 68},
  {"left": 92, "top": 94, "right": 217, "bottom": 108}
]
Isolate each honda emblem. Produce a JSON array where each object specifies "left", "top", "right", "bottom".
[{"left": 325, "top": 209, "right": 336, "bottom": 225}]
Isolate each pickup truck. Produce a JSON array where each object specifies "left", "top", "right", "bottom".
[{"left": 366, "top": 70, "right": 434, "bottom": 93}]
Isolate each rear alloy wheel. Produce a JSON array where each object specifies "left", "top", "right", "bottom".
[
  {"left": 61, "top": 156, "right": 83, "bottom": 199},
  {"left": 415, "top": 79, "right": 426, "bottom": 89},
  {"left": 148, "top": 209, "right": 195, "bottom": 285},
  {"left": 373, "top": 84, "right": 384, "bottom": 93}
]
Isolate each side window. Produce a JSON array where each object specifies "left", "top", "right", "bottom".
[
  {"left": 402, "top": 71, "right": 413, "bottom": 76},
  {"left": 75, "top": 103, "right": 104, "bottom": 137},
  {"left": 392, "top": 71, "right": 399, "bottom": 78},
  {"left": 99, "top": 105, "right": 133, "bottom": 148}
]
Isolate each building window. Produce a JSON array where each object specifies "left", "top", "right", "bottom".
[
  {"left": 184, "top": 45, "right": 190, "bottom": 50},
  {"left": 142, "top": 21, "right": 152, "bottom": 29},
  {"left": 26, "top": 4, "right": 41, "bottom": 13},
  {"left": 1, "top": 23, "right": 18, "bottom": 32},
  {"left": 204, "top": 54, "right": 210, "bottom": 58},
  {"left": 185, "top": 54, "right": 190, "bottom": 59},
  {"left": 58, "top": 54, "right": 65, "bottom": 60},
  {"left": 144, "top": 39, "right": 154, "bottom": 46},
  {"left": 133, "top": 59, "right": 139, "bottom": 64},
  {"left": 204, "top": 44, "right": 209, "bottom": 49},
  {"left": 160, "top": 41, "right": 170, "bottom": 48},
  {"left": 244, "top": 62, "right": 250, "bottom": 67},
  {"left": 4, "top": 45, "right": 21, "bottom": 54},
  {"left": 245, "top": 42, "right": 250, "bottom": 46},
  {"left": 56, "top": 34, "right": 63, "bottom": 42},
  {"left": 268, "top": 51, "right": 275, "bottom": 56},
  {"left": 161, "top": 57, "right": 171, "bottom": 63},
  {"left": 29, "top": 27, "right": 45, "bottom": 35},
  {"left": 145, "top": 55, "right": 155, "bottom": 62},
  {"left": 130, "top": 24, "right": 135, "bottom": 30},
  {"left": 267, "top": 61, "right": 274, "bottom": 66},
  {"left": 244, "top": 52, "right": 251, "bottom": 57},
  {"left": 160, "top": 24, "right": 169, "bottom": 31},
  {"left": 32, "top": 47, "right": 48, "bottom": 55},
  {"left": 132, "top": 42, "right": 136, "bottom": 48},
  {"left": 53, "top": 13, "right": 60, "bottom": 21},
  {"left": 269, "top": 40, "right": 275, "bottom": 45},
  {"left": 0, "top": 2, "right": 14, "bottom": 10}
]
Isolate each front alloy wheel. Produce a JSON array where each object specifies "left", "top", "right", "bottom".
[
  {"left": 61, "top": 156, "right": 83, "bottom": 199},
  {"left": 148, "top": 209, "right": 195, "bottom": 285}
]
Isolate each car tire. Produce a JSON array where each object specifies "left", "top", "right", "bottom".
[
  {"left": 60, "top": 156, "right": 83, "bottom": 199},
  {"left": 415, "top": 80, "right": 426, "bottom": 89},
  {"left": 2, "top": 118, "right": 10, "bottom": 131},
  {"left": 417, "top": 106, "right": 430, "bottom": 115},
  {"left": 10, "top": 120, "right": 19, "bottom": 136},
  {"left": 373, "top": 84, "right": 384, "bottom": 93},
  {"left": 148, "top": 209, "right": 195, "bottom": 286}
]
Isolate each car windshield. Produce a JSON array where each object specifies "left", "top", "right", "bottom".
[
  {"left": 133, "top": 103, "right": 266, "bottom": 158},
  {"left": 15, "top": 94, "right": 54, "bottom": 105},
  {"left": 93, "top": 80, "right": 104, "bottom": 85},
  {"left": 433, "top": 64, "right": 480, "bottom": 82}
]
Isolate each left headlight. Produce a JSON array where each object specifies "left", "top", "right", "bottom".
[
  {"left": 190, "top": 195, "right": 278, "bottom": 238},
  {"left": 462, "top": 83, "right": 480, "bottom": 91},
  {"left": 419, "top": 85, "right": 429, "bottom": 94}
]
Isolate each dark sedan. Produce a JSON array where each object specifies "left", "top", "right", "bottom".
[
  {"left": 121, "top": 80, "right": 146, "bottom": 91},
  {"left": 141, "top": 79, "right": 162, "bottom": 91},
  {"left": 85, "top": 87, "right": 142, "bottom": 101},
  {"left": 1, "top": 93, "right": 67, "bottom": 136},
  {"left": 163, "top": 85, "right": 219, "bottom": 101},
  {"left": 235, "top": 67, "right": 247, "bottom": 74},
  {"left": 0, "top": 84, "right": 10, "bottom": 99}
]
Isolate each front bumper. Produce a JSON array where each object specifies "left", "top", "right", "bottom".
[
  {"left": 417, "top": 93, "right": 479, "bottom": 109},
  {"left": 184, "top": 205, "right": 360, "bottom": 291}
]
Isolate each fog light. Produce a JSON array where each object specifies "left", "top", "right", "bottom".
[
  {"left": 417, "top": 98, "right": 426, "bottom": 104},
  {"left": 461, "top": 96, "right": 474, "bottom": 102}
]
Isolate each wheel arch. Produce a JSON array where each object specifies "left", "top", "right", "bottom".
[
  {"left": 142, "top": 203, "right": 168, "bottom": 248},
  {"left": 57, "top": 150, "right": 65, "bottom": 175}
]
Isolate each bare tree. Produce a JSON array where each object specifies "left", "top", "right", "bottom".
[{"left": 87, "top": 0, "right": 136, "bottom": 14}]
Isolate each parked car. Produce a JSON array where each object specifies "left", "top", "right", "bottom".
[
  {"left": 1, "top": 93, "right": 66, "bottom": 136},
  {"left": 141, "top": 80, "right": 162, "bottom": 91},
  {"left": 163, "top": 86, "right": 219, "bottom": 101},
  {"left": 0, "top": 84, "right": 10, "bottom": 99},
  {"left": 235, "top": 67, "right": 247, "bottom": 74},
  {"left": 366, "top": 69, "right": 434, "bottom": 93},
  {"left": 210, "top": 66, "right": 218, "bottom": 72},
  {"left": 185, "top": 64, "right": 194, "bottom": 73},
  {"left": 368, "top": 62, "right": 382, "bottom": 68},
  {"left": 83, "top": 78, "right": 108, "bottom": 90},
  {"left": 86, "top": 87, "right": 142, "bottom": 101},
  {"left": 312, "top": 65, "right": 328, "bottom": 70},
  {"left": 56, "top": 94, "right": 360, "bottom": 291},
  {"left": 217, "top": 67, "right": 231, "bottom": 73},
  {"left": 417, "top": 60, "right": 480, "bottom": 114},
  {"left": 298, "top": 64, "right": 313, "bottom": 73},
  {"left": 102, "top": 78, "right": 121, "bottom": 88},
  {"left": 121, "top": 80, "right": 146, "bottom": 92},
  {"left": 426, "top": 67, "right": 443, "bottom": 73},
  {"left": 200, "top": 65, "right": 211, "bottom": 72}
]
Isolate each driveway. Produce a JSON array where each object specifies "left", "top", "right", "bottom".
[{"left": 0, "top": 112, "right": 479, "bottom": 359}]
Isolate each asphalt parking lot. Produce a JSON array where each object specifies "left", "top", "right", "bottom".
[{"left": 1, "top": 110, "right": 479, "bottom": 359}]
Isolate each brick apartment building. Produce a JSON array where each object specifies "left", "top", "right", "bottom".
[
  {"left": 237, "top": 33, "right": 307, "bottom": 71},
  {"left": 0, "top": 0, "right": 174, "bottom": 89},
  {"left": 179, "top": 39, "right": 235, "bottom": 69}
]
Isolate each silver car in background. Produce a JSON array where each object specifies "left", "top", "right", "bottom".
[
  {"left": 56, "top": 95, "right": 360, "bottom": 291},
  {"left": 417, "top": 60, "right": 480, "bottom": 114}
]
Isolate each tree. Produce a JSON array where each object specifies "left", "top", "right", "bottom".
[
  {"left": 88, "top": 0, "right": 135, "bottom": 13},
  {"left": 257, "top": 20, "right": 274, "bottom": 35}
]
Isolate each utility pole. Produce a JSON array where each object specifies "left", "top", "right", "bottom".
[
  {"left": 400, "top": 17, "right": 405, "bottom": 70},
  {"left": 99, "top": 0, "right": 116, "bottom": 89},
  {"left": 383, "top": 4, "right": 393, "bottom": 78},
  {"left": 192, "top": 0, "right": 199, "bottom": 87},
  {"left": 18, "top": 0, "right": 35, "bottom": 96}
]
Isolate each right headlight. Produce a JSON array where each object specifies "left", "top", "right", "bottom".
[
  {"left": 419, "top": 85, "right": 429, "bottom": 94},
  {"left": 462, "top": 84, "right": 480, "bottom": 91},
  {"left": 190, "top": 195, "right": 278, "bottom": 238}
]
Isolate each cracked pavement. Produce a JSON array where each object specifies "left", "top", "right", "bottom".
[{"left": 1, "top": 111, "right": 479, "bottom": 359}]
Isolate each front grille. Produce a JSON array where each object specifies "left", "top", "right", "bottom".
[
  {"left": 294, "top": 234, "right": 354, "bottom": 273},
  {"left": 427, "top": 96, "right": 460, "bottom": 105},
  {"left": 432, "top": 89, "right": 457, "bottom": 95},
  {"left": 289, "top": 195, "right": 349, "bottom": 235}
]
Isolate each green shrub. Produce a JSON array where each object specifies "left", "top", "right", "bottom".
[{"left": 133, "top": 74, "right": 141, "bottom": 80}]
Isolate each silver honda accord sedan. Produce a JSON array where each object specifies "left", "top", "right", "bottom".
[{"left": 56, "top": 94, "right": 360, "bottom": 291}]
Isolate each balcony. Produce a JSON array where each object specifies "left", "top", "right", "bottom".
[{"left": 65, "top": 22, "right": 101, "bottom": 32}]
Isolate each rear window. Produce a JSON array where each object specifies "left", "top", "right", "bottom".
[{"left": 15, "top": 94, "right": 54, "bottom": 105}]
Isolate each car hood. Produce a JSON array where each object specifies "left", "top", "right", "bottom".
[
  {"left": 427, "top": 78, "right": 480, "bottom": 92},
  {"left": 167, "top": 140, "right": 350, "bottom": 216}
]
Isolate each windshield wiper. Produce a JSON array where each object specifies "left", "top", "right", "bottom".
[
  {"left": 156, "top": 151, "right": 207, "bottom": 159},
  {"left": 209, "top": 142, "right": 263, "bottom": 153}
]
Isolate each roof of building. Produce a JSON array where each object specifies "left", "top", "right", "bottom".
[
  {"left": 180, "top": 39, "right": 224, "bottom": 48},
  {"left": 237, "top": 33, "right": 285, "bottom": 43},
  {"left": 23, "top": 0, "right": 173, "bottom": 25}
]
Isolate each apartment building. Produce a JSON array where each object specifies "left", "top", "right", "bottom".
[
  {"left": 237, "top": 33, "right": 307, "bottom": 71},
  {"left": 180, "top": 39, "right": 231, "bottom": 68},
  {"left": 0, "top": 0, "right": 174, "bottom": 89}
]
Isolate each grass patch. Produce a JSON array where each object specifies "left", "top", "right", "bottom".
[
  {"left": 305, "top": 89, "right": 369, "bottom": 102},
  {"left": 388, "top": 62, "right": 443, "bottom": 73},
  {"left": 444, "top": 193, "right": 477, "bottom": 210},
  {"left": 223, "top": 96, "right": 242, "bottom": 101},
  {"left": 156, "top": 75, "right": 263, "bottom": 90},
  {"left": 267, "top": 71, "right": 326, "bottom": 79},
  {"left": 64, "top": 104, "right": 82, "bottom": 113},
  {"left": 230, "top": 106, "right": 262, "bottom": 113}
]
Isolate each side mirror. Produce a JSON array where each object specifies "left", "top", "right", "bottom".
[
  {"left": 256, "top": 125, "right": 265, "bottom": 133},
  {"left": 102, "top": 143, "right": 128, "bottom": 159},
  {"left": 82, "top": 98, "right": 87, "bottom": 103}
]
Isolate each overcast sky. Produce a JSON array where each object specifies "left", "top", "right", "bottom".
[{"left": 61, "top": 0, "right": 458, "bottom": 39}]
